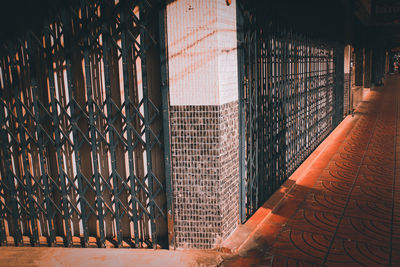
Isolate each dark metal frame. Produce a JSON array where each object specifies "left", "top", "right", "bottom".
[{"left": 0, "top": 0, "right": 173, "bottom": 249}]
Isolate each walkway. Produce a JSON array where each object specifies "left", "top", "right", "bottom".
[{"left": 223, "top": 74, "right": 400, "bottom": 266}]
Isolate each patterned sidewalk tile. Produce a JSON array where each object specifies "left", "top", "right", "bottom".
[
  {"left": 311, "top": 179, "right": 352, "bottom": 197},
  {"left": 336, "top": 216, "right": 391, "bottom": 246},
  {"left": 286, "top": 208, "right": 340, "bottom": 235},
  {"left": 350, "top": 185, "right": 393, "bottom": 203},
  {"left": 324, "top": 237, "right": 390, "bottom": 266},
  {"left": 269, "top": 229, "right": 331, "bottom": 264},
  {"left": 303, "top": 193, "right": 347, "bottom": 214},
  {"left": 344, "top": 199, "right": 393, "bottom": 222}
]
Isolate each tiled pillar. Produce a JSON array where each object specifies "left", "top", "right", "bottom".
[
  {"left": 166, "top": 0, "right": 239, "bottom": 249},
  {"left": 344, "top": 45, "right": 351, "bottom": 115}
]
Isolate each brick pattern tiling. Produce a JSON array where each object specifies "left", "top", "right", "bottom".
[
  {"left": 170, "top": 101, "right": 239, "bottom": 249},
  {"left": 344, "top": 73, "right": 350, "bottom": 115},
  {"left": 219, "top": 102, "right": 240, "bottom": 241}
]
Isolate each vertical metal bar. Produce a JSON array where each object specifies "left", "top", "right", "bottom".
[
  {"left": 299, "top": 37, "right": 303, "bottom": 163},
  {"left": 83, "top": 45, "right": 105, "bottom": 248},
  {"left": 119, "top": 0, "right": 140, "bottom": 247},
  {"left": 0, "top": 63, "right": 7, "bottom": 246},
  {"left": 334, "top": 46, "right": 339, "bottom": 127},
  {"left": 253, "top": 30, "right": 259, "bottom": 208},
  {"left": 262, "top": 32, "right": 267, "bottom": 201},
  {"left": 139, "top": 0, "right": 157, "bottom": 248},
  {"left": 287, "top": 32, "right": 291, "bottom": 171},
  {"left": 277, "top": 28, "right": 282, "bottom": 186},
  {"left": 272, "top": 27, "right": 277, "bottom": 189},
  {"left": 236, "top": 3, "right": 246, "bottom": 223},
  {"left": 62, "top": 6, "right": 98, "bottom": 247},
  {"left": 246, "top": 29, "right": 252, "bottom": 215},
  {"left": 290, "top": 34, "right": 294, "bottom": 168},
  {"left": 298, "top": 35, "right": 301, "bottom": 164},
  {"left": 45, "top": 28, "right": 72, "bottom": 247},
  {"left": 270, "top": 31, "right": 276, "bottom": 192},
  {"left": 267, "top": 28, "right": 273, "bottom": 196},
  {"left": 0, "top": 61, "right": 22, "bottom": 246},
  {"left": 62, "top": 12, "right": 84, "bottom": 246},
  {"left": 283, "top": 32, "right": 287, "bottom": 173},
  {"left": 310, "top": 44, "right": 314, "bottom": 150},
  {"left": 292, "top": 32, "right": 296, "bottom": 171},
  {"left": 75, "top": 3, "right": 94, "bottom": 247},
  {"left": 27, "top": 35, "right": 56, "bottom": 246},
  {"left": 20, "top": 48, "right": 45, "bottom": 241},
  {"left": 288, "top": 32, "right": 293, "bottom": 171},
  {"left": 276, "top": 29, "right": 281, "bottom": 185},
  {"left": 257, "top": 31, "right": 263, "bottom": 207},
  {"left": 248, "top": 30, "right": 254, "bottom": 214},
  {"left": 304, "top": 43, "right": 310, "bottom": 154},
  {"left": 340, "top": 46, "right": 344, "bottom": 119},
  {"left": 259, "top": 32, "right": 265, "bottom": 203},
  {"left": 10, "top": 49, "right": 39, "bottom": 246},
  {"left": 158, "top": 0, "right": 176, "bottom": 247},
  {"left": 0, "top": 156, "right": 5, "bottom": 246},
  {"left": 280, "top": 31, "right": 286, "bottom": 177},
  {"left": 101, "top": 4, "right": 123, "bottom": 246},
  {"left": 316, "top": 45, "right": 319, "bottom": 145},
  {"left": 86, "top": 41, "right": 108, "bottom": 247},
  {"left": 300, "top": 37, "right": 305, "bottom": 164}
]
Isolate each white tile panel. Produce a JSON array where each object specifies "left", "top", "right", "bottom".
[{"left": 167, "top": 0, "right": 238, "bottom": 105}]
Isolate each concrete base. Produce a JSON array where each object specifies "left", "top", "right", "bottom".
[{"left": 0, "top": 247, "right": 225, "bottom": 267}]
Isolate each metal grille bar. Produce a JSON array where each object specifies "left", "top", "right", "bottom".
[
  {"left": 0, "top": 0, "right": 170, "bottom": 249},
  {"left": 238, "top": 11, "right": 344, "bottom": 222}
]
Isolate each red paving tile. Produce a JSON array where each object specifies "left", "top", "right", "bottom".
[
  {"left": 350, "top": 184, "right": 393, "bottom": 203},
  {"left": 223, "top": 75, "right": 400, "bottom": 266},
  {"left": 319, "top": 168, "right": 357, "bottom": 183},
  {"left": 325, "top": 238, "right": 390, "bottom": 266},
  {"left": 302, "top": 193, "right": 347, "bottom": 214},
  {"left": 363, "top": 155, "right": 393, "bottom": 166},
  {"left": 271, "top": 255, "right": 316, "bottom": 267},
  {"left": 359, "top": 164, "right": 394, "bottom": 177},
  {"left": 344, "top": 199, "right": 393, "bottom": 221},
  {"left": 392, "top": 251, "right": 400, "bottom": 267},
  {"left": 269, "top": 229, "right": 330, "bottom": 264},
  {"left": 355, "top": 173, "right": 394, "bottom": 188},
  {"left": 390, "top": 223, "right": 400, "bottom": 247},
  {"left": 286, "top": 209, "right": 340, "bottom": 234},
  {"left": 310, "top": 179, "right": 352, "bottom": 196},
  {"left": 335, "top": 216, "right": 391, "bottom": 246}
]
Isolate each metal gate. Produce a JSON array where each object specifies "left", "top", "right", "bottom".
[
  {"left": 237, "top": 6, "right": 344, "bottom": 222},
  {"left": 0, "top": 0, "right": 172, "bottom": 249}
]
